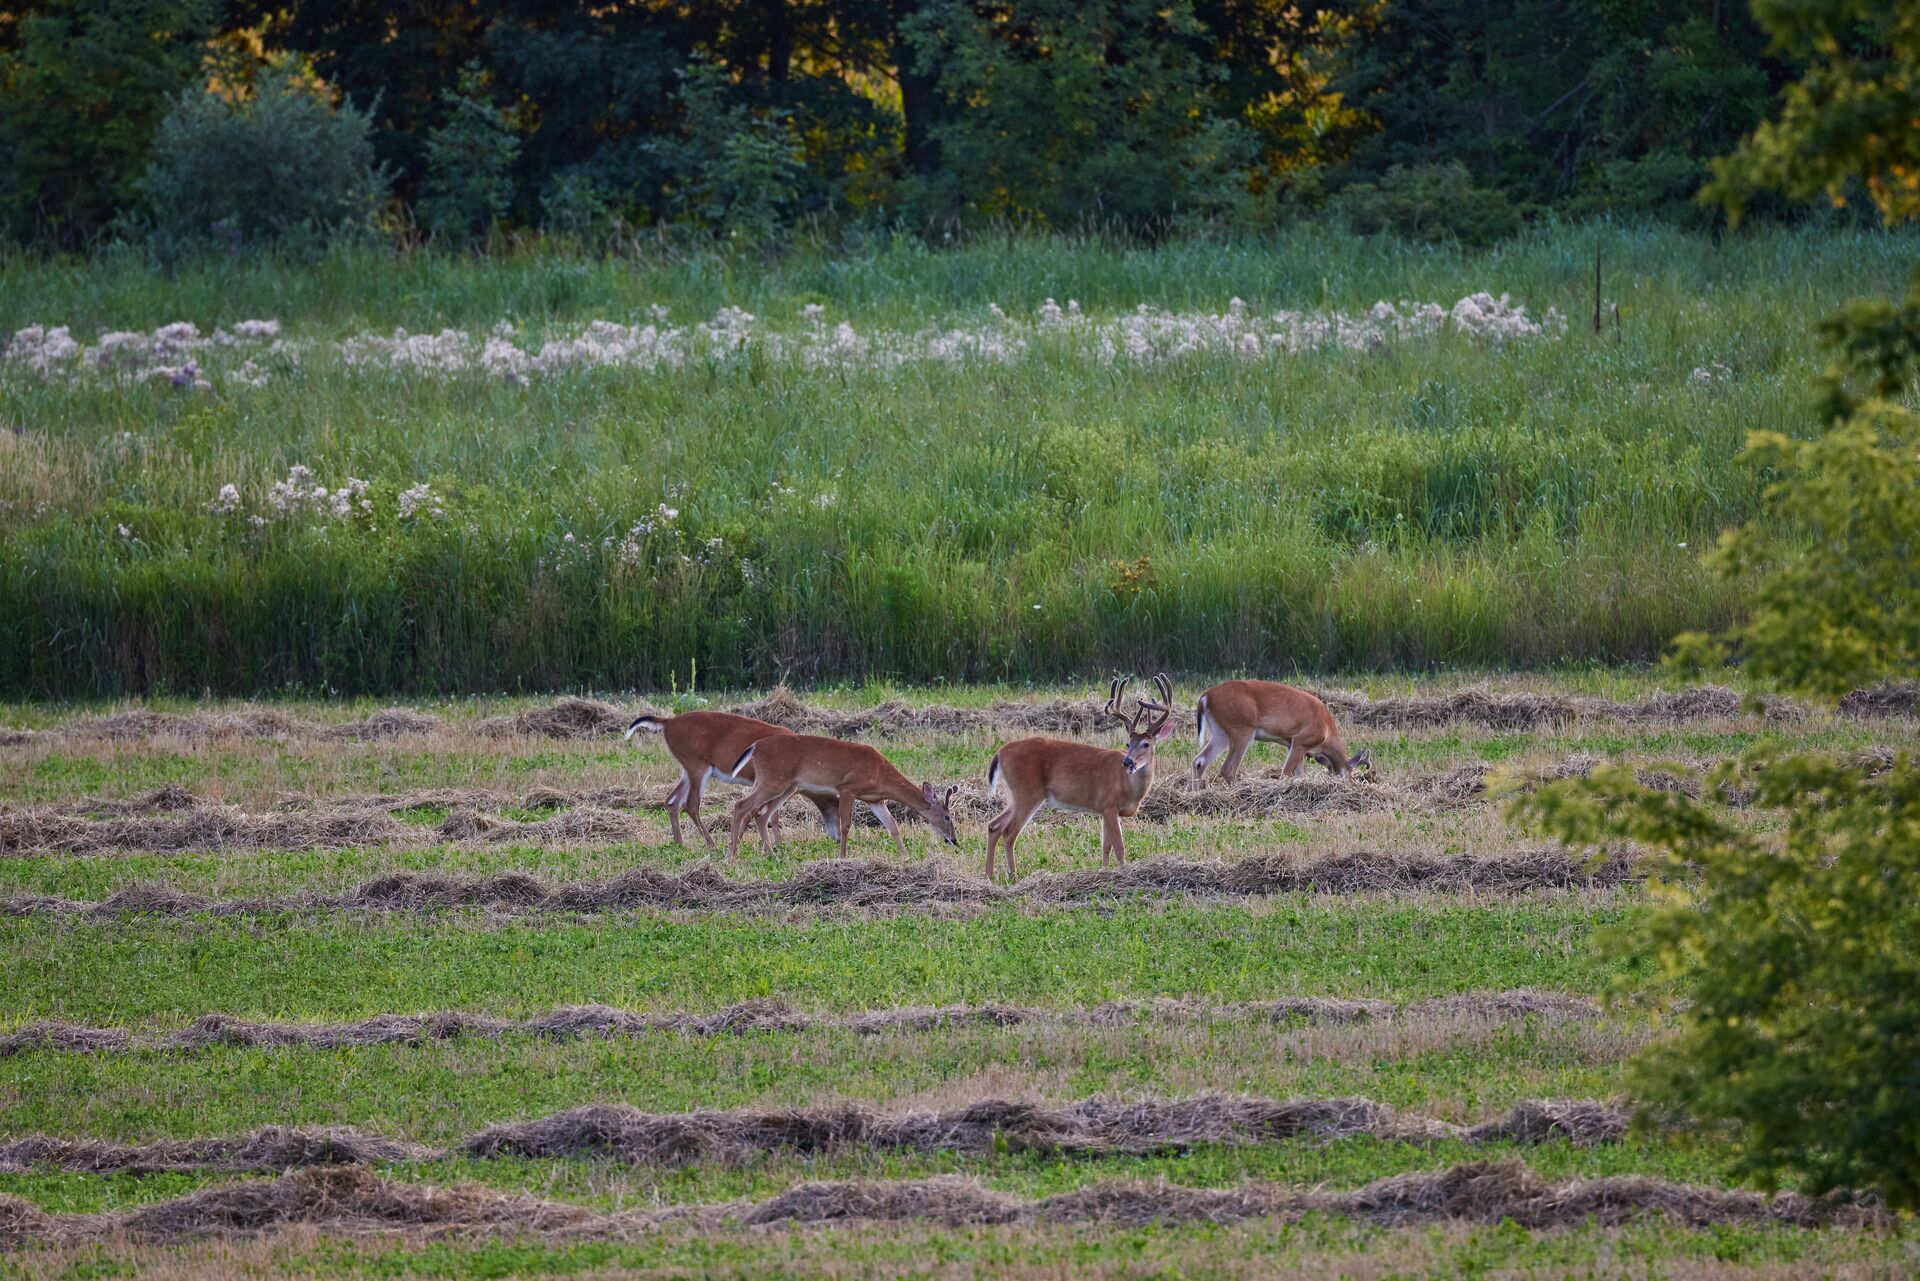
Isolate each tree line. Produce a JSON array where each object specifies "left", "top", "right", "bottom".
[{"left": 1, "top": 0, "right": 1868, "bottom": 254}]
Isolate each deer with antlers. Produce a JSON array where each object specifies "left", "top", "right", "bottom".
[
  {"left": 625, "top": 711, "right": 840, "bottom": 850},
  {"left": 725, "top": 733, "right": 959, "bottom": 861},
  {"left": 983, "top": 674, "right": 1174, "bottom": 882},
  {"left": 1190, "top": 680, "right": 1370, "bottom": 782}
]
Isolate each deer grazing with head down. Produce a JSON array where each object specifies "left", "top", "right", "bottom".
[
  {"left": 983, "top": 674, "right": 1174, "bottom": 882},
  {"left": 1190, "top": 680, "right": 1369, "bottom": 783},
  {"left": 624, "top": 711, "right": 839, "bottom": 849},
  {"left": 725, "top": 733, "right": 959, "bottom": 861}
]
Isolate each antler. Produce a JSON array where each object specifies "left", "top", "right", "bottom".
[
  {"left": 1103, "top": 674, "right": 1174, "bottom": 735},
  {"left": 1131, "top": 672, "right": 1174, "bottom": 736}
]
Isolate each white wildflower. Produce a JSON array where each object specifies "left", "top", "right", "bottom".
[
  {"left": 398, "top": 483, "right": 439, "bottom": 520},
  {"left": 208, "top": 484, "right": 241, "bottom": 515}
]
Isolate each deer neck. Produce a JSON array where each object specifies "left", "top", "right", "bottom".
[{"left": 871, "top": 760, "right": 928, "bottom": 815}]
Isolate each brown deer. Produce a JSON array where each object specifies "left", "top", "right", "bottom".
[
  {"left": 1190, "top": 680, "right": 1370, "bottom": 782},
  {"left": 724, "top": 733, "right": 959, "bottom": 861},
  {"left": 624, "top": 711, "right": 838, "bottom": 849},
  {"left": 984, "top": 674, "right": 1174, "bottom": 882}
]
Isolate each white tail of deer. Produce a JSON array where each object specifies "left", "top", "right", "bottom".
[
  {"left": 984, "top": 674, "right": 1174, "bottom": 882},
  {"left": 624, "top": 710, "right": 838, "bottom": 849},
  {"left": 725, "top": 733, "right": 959, "bottom": 861},
  {"left": 1190, "top": 679, "right": 1370, "bottom": 782}
]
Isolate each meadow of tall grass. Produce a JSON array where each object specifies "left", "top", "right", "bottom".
[{"left": 0, "top": 223, "right": 1909, "bottom": 696}]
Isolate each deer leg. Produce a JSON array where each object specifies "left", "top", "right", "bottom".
[
  {"left": 683, "top": 773, "right": 722, "bottom": 852},
  {"left": 998, "top": 799, "right": 1044, "bottom": 882},
  {"left": 1193, "top": 726, "right": 1232, "bottom": 782},
  {"left": 729, "top": 784, "right": 786, "bottom": 861},
  {"left": 664, "top": 771, "right": 690, "bottom": 845},
  {"left": 1280, "top": 737, "right": 1309, "bottom": 777},
  {"left": 871, "top": 802, "right": 907, "bottom": 858},
  {"left": 1220, "top": 733, "right": 1255, "bottom": 783},
  {"left": 835, "top": 793, "right": 857, "bottom": 860},
  {"left": 1103, "top": 811, "right": 1126, "bottom": 866}
]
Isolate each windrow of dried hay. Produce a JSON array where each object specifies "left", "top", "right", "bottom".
[
  {"left": 0, "top": 1161, "right": 1883, "bottom": 1246},
  {"left": 0, "top": 989, "right": 1599, "bottom": 1060},
  {"left": 12, "top": 679, "right": 1910, "bottom": 749},
  {"left": 0, "top": 849, "right": 1639, "bottom": 920},
  {"left": 6, "top": 752, "right": 1770, "bottom": 855},
  {"left": 0, "top": 1095, "right": 1627, "bottom": 1177}
]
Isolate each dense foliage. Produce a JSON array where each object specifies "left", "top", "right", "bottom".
[
  {"left": 1518, "top": 0, "right": 1920, "bottom": 1210},
  {"left": 140, "top": 62, "right": 388, "bottom": 260},
  {"left": 0, "top": 0, "right": 1852, "bottom": 249}
]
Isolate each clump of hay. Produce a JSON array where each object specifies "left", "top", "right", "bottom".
[
  {"left": 477, "top": 697, "right": 628, "bottom": 738},
  {"left": 0, "top": 1127, "right": 438, "bottom": 1176},
  {"left": 118, "top": 1163, "right": 596, "bottom": 1242},
  {"left": 740, "top": 1176, "right": 1020, "bottom": 1227},
  {"left": 1463, "top": 1099, "right": 1628, "bottom": 1146},
  {"left": 1839, "top": 682, "right": 1919, "bottom": 719},
  {"left": 323, "top": 708, "right": 440, "bottom": 740}
]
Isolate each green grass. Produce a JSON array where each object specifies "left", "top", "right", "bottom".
[
  {"left": 0, "top": 1011, "right": 1642, "bottom": 1141},
  {"left": 0, "top": 899, "right": 1640, "bottom": 1026},
  {"left": 3, "top": 1208, "right": 1903, "bottom": 1281},
  {"left": 3, "top": 225, "right": 1912, "bottom": 695}
]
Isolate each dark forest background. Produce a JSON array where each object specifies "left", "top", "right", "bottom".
[{"left": 0, "top": 0, "right": 1875, "bottom": 255}]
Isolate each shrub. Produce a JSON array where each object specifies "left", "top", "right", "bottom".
[
  {"left": 1332, "top": 163, "right": 1524, "bottom": 247},
  {"left": 417, "top": 63, "right": 521, "bottom": 247},
  {"left": 140, "top": 62, "right": 388, "bottom": 260}
]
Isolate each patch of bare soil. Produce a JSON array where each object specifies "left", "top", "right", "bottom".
[
  {"left": 0, "top": 988, "right": 1598, "bottom": 1059},
  {"left": 0, "top": 1161, "right": 1881, "bottom": 1246}
]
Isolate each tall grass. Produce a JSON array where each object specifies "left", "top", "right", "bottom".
[{"left": 0, "top": 224, "right": 1910, "bottom": 696}]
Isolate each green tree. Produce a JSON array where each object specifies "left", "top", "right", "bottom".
[
  {"left": 1516, "top": 0, "right": 1920, "bottom": 1209},
  {"left": 140, "top": 62, "right": 390, "bottom": 260},
  {"left": 903, "top": 0, "right": 1268, "bottom": 229},
  {"left": 417, "top": 62, "right": 521, "bottom": 246},
  {"left": 0, "top": 0, "right": 215, "bottom": 246}
]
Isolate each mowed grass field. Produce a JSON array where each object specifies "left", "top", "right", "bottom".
[{"left": 3, "top": 677, "right": 1917, "bottom": 1276}]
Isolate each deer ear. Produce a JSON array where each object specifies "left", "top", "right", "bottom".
[
  {"left": 921, "top": 781, "right": 937, "bottom": 804},
  {"left": 1154, "top": 718, "right": 1174, "bottom": 740}
]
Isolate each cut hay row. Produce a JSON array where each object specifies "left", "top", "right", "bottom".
[
  {"left": 0, "top": 1095, "right": 1629, "bottom": 1177},
  {"left": 0, "top": 988, "right": 1599, "bottom": 1059},
  {"left": 0, "top": 1160, "right": 1883, "bottom": 1247},
  {"left": 0, "top": 850, "right": 1641, "bottom": 921},
  {"left": 7, "top": 751, "right": 1815, "bottom": 857},
  {"left": 5, "top": 681, "right": 1910, "bottom": 749}
]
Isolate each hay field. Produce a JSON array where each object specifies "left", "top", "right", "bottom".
[{"left": 3, "top": 677, "right": 1917, "bottom": 1276}]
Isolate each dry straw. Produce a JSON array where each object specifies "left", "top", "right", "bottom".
[
  {"left": 10, "top": 680, "right": 1905, "bottom": 750},
  {"left": 0, "top": 1094, "right": 1627, "bottom": 1177},
  {"left": 0, "top": 988, "right": 1598, "bottom": 1059},
  {"left": 0, "top": 1161, "right": 1882, "bottom": 1246},
  {"left": 0, "top": 849, "right": 1640, "bottom": 920}
]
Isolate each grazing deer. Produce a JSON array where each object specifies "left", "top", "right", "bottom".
[
  {"left": 1190, "top": 680, "right": 1370, "bottom": 782},
  {"left": 725, "top": 733, "right": 959, "bottom": 861},
  {"left": 984, "top": 674, "right": 1174, "bottom": 882},
  {"left": 624, "top": 711, "right": 838, "bottom": 850}
]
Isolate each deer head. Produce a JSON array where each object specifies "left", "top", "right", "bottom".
[{"left": 1104, "top": 673, "right": 1175, "bottom": 776}]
